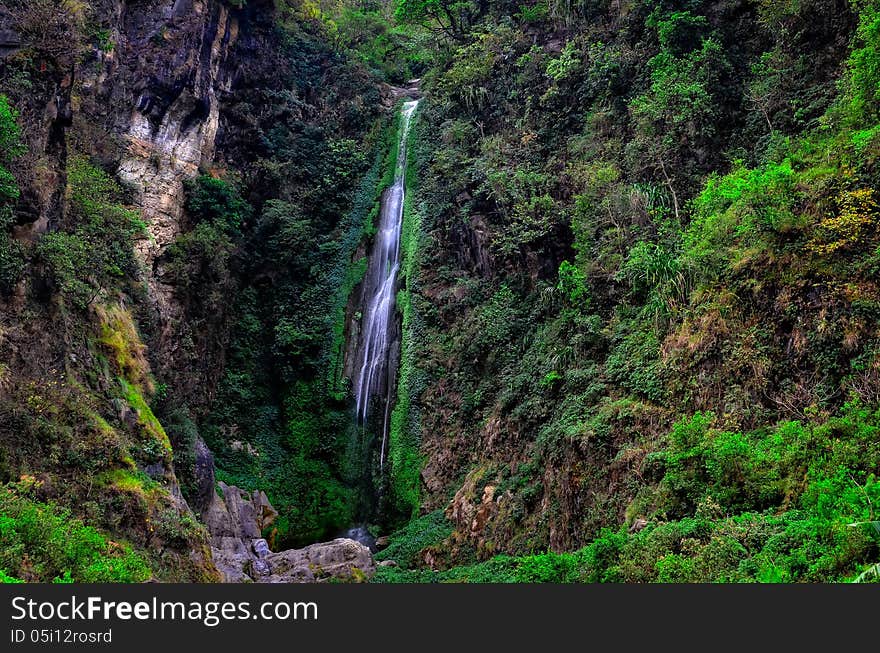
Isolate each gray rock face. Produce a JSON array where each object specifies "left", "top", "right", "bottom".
[
  {"left": 105, "top": 1, "right": 241, "bottom": 369},
  {"left": 204, "top": 482, "right": 374, "bottom": 583},
  {"left": 191, "top": 436, "right": 216, "bottom": 515},
  {"left": 262, "top": 539, "right": 376, "bottom": 583}
]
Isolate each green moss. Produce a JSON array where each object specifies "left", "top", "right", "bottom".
[
  {"left": 387, "top": 105, "right": 425, "bottom": 517},
  {"left": 96, "top": 304, "right": 153, "bottom": 393},
  {"left": 327, "top": 255, "right": 368, "bottom": 401},
  {"left": 94, "top": 468, "right": 158, "bottom": 498},
  {"left": 0, "top": 94, "right": 25, "bottom": 294},
  {"left": 119, "top": 378, "right": 171, "bottom": 455}
]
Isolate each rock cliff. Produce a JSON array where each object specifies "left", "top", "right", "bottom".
[{"left": 0, "top": 0, "right": 383, "bottom": 581}]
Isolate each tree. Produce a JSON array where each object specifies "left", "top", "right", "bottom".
[
  {"left": 393, "top": 0, "right": 480, "bottom": 40},
  {"left": 629, "top": 11, "right": 732, "bottom": 210}
]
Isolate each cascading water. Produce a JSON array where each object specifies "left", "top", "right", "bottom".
[{"left": 353, "top": 99, "right": 419, "bottom": 470}]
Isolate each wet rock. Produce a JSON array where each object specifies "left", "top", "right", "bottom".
[{"left": 191, "top": 436, "right": 216, "bottom": 515}]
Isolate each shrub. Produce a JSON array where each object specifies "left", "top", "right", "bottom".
[
  {"left": 374, "top": 510, "right": 453, "bottom": 567},
  {"left": 37, "top": 157, "right": 144, "bottom": 308},
  {"left": 0, "top": 484, "right": 151, "bottom": 583},
  {"left": 0, "top": 95, "right": 25, "bottom": 294},
  {"left": 683, "top": 159, "right": 798, "bottom": 280},
  {"left": 845, "top": 3, "right": 880, "bottom": 127},
  {"left": 184, "top": 176, "right": 252, "bottom": 234},
  {"left": 808, "top": 187, "right": 879, "bottom": 255},
  {"left": 605, "top": 319, "right": 667, "bottom": 403},
  {"left": 629, "top": 11, "right": 731, "bottom": 182}
]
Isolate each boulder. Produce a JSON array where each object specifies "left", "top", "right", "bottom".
[
  {"left": 204, "top": 483, "right": 373, "bottom": 583},
  {"left": 262, "top": 539, "right": 375, "bottom": 583},
  {"left": 629, "top": 518, "right": 649, "bottom": 533}
]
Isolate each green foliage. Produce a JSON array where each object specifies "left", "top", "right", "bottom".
[
  {"left": 37, "top": 156, "right": 144, "bottom": 308},
  {"left": 683, "top": 159, "right": 799, "bottom": 280},
  {"left": 202, "top": 117, "right": 390, "bottom": 547},
  {"left": 0, "top": 93, "right": 23, "bottom": 213},
  {"left": 364, "top": 0, "right": 880, "bottom": 583},
  {"left": 0, "top": 483, "right": 151, "bottom": 582},
  {"left": 394, "top": 0, "right": 480, "bottom": 39},
  {"left": 516, "top": 1, "right": 547, "bottom": 24},
  {"left": 7, "top": 0, "right": 877, "bottom": 586},
  {"left": 164, "top": 176, "right": 249, "bottom": 308},
  {"left": 844, "top": 2, "right": 880, "bottom": 127},
  {"left": 545, "top": 40, "right": 580, "bottom": 82},
  {"left": 0, "top": 569, "right": 23, "bottom": 583},
  {"left": 0, "top": 94, "right": 24, "bottom": 168},
  {"left": 434, "top": 31, "right": 498, "bottom": 111},
  {"left": 327, "top": 6, "right": 429, "bottom": 83},
  {"left": 374, "top": 509, "right": 452, "bottom": 567},
  {"left": 0, "top": 211, "right": 24, "bottom": 294},
  {"left": 0, "top": 94, "right": 24, "bottom": 293},
  {"left": 378, "top": 402, "right": 880, "bottom": 582},
  {"left": 184, "top": 175, "right": 252, "bottom": 234},
  {"left": 651, "top": 10, "right": 709, "bottom": 57},
  {"left": 557, "top": 260, "right": 589, "bottom": 306},
  {"left": 630, "top": 11, "right": 731, "bottom": 178},
  {"left": 605, "top": 317, "right": 666, "bottom": 403},
  {"left": 620, "top": 240, "right": 681, "bottom": 309},
  {"left": 388, "top": 113, "right": 425, "bottom": 518}
]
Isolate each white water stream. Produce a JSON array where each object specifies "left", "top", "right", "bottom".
[{"left": 353, "top": 99, "right": 419, "bottom": 469}]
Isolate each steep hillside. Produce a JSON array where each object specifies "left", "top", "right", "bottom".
[
  {"left": 375, "top": 0, "right": 880, "bottom": 582},
  {"left": 0, "top": 0, "right": 385, "bottom": 581},
  {"left": 1, "top": 0, "right": 879, "bottom": 584}
]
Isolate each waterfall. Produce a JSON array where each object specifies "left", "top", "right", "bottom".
[{"left": 353, "top": 99, "right": 419, "bottom": 469}]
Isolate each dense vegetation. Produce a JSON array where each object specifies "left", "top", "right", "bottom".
[
  {"left": 0, "top": 0, "right": 386, "bottom": 578},
  {"left": 140, "top": 4, "right": 390, "bottom": 548},
  {"left": 2, "top": 0, "right": 880, "bottom": 583},
  {"left": 0, "top": 480, "right": 150, "bottom": 583},
  {"left": 372, "top": 0, "right": 880, "bottom": 582}
]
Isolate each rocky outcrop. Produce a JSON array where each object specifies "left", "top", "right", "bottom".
[
  {"left": 381, "top": 78, "right": 421, "bottom": 108},
  {"left": 102, "top": 1, "right": 240, "bottom": 359},
  {"left": 262, "top": 539, "right": 375, "bottom": 583},
  {"left": 116, "top": 1, "right": 237, "bottom": 259},
  {"left": 204, "top": 482, "right": 375, "bottom": 583}
]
